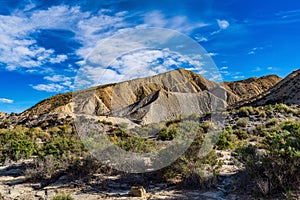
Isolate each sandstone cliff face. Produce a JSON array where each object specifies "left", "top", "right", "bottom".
[
  {"left": 254, "top": 69, "right": 300, "bottom": 105},
  {"left": 110, "top": 89, "right": 227, "bottom": 124}
]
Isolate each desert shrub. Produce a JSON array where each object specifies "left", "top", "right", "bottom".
[
  {"left": 282, "top": 120, "right": 300, "bottom": 132},
  {"left": 235, "top": 121, "right": 300, "bottom": 197},
  {"left": 99, "top": 120, "right": 113, "bottom": 125},
  {"left": 258, "top": 110, "right": 267, "bottom": 118},
  {"left": 66, "top": 155, "right": 113, "bottom": 180},
  {"left": 201, "top": 121, "right": 216, "bottom": 133},
  {"left": 117, "top": 136, "right": 157, "bottom": 153},
  {"left": 165, "top": 115, "right": 182, "bottom": 126},
  {"left": 238, "top": 106, "right": 255, "bottom": 117},
  {"left": 265, "top": 104, "right": 274, "bottom": 111},
  {"left": 158, "top": 124, "right": 178, "bottom": 140},
  {"left": 111, "top": 128, "right": 129, "bottom": 139},
  {"left": 253, "top": 124, "right": 266, "bottom": 136},
  {"left": 181, "top": 150, "right": 219, "bottom": 189},
  {"left": 39, "top": 136, "right": 84, "bottom": 158},
  {"left": 234, "top": 129, "right": 248, "bottom": 140},
  {"left": 160, "top": 129, "right": 221, "bottom": 189},
  {"left": 9, "top": 140, "right": 35, "bottom": 161},
  {"left": 26, "top": 155, "right": 61, "bottom": 181},
  {"left": 266, "top": 118, "right": 279, "bottom": 127},
  {"left": 216, "top": 127, "right": 237, "bottom": 150},
  {"left": 274, "top": 103, "right": 295, "bottom": 114},
  {"left": 236, "top": 117, "right": 249, "bottom": 127},
  {"left": 134, "top": 123, "right": 164, "bottom": 137},
  {"left": 0, "top": 119, "right": 11, "bottom": 128},
  {"left": 0, "top": 128, "right": 37, "bottom": 162},
  {"left": 52, "top": 193, "right": 74, "bottom": 200}
]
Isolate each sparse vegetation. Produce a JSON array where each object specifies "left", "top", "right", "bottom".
[
  {"left": 266, "top": 117, "right": 279, "bottom": 127},
  {"left": 1, "top": 103, "right": 300, "bottom": 199},
  {"left": 52, "top": 193, "right": 74, "bottom": 200},
  {"left": 238, "top": 106, "right": 255, "bottom": 116},
  {"left": 216, "top": 126, "right": 237, "bottom": 150},
  {"left": 236, "top": 117, "right": 249, "bottom": 127},
  {"left": 235, "top": 120, "right": 300, "bottom": 197},
  {"left": 234, "top": 128, "right": 248, "bottom": 140}
]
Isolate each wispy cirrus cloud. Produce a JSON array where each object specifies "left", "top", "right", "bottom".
[
  {"left": 143, "top": 11, "right": 208, "bottom": 33},
  {"left": 248, "top": 47, "right": 264, "bottom": 55},
  {"left": 0, "top": 98, "right": 14, "bottom": 104},
  {"left": 211, "top": 19, "right": 230, "bottom": 35}
]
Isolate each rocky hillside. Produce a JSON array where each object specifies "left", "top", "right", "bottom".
[
  {"left": 2, "top": 68, "right": 283, "bottom": 126},
  {"left": 224, "top": 74, "right": 282, "bottom": 104},
  {"left": 254, "top": 69, "right": 300, "bottom": 105}
]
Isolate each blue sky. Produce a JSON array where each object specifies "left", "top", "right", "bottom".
[{"left": 0, "top": 0, "right": 300, "bottom": 113}]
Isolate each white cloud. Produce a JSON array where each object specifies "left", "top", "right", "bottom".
[
  {"left": 143, "top": 11, "right": 208, "bottom": 33},
  {"left": 211, "top": 19, "right": 230, "bottom": 35},
  {"left": 267, "top": 67, "right": 273, "bottom": 70},
  {"left": 206, "top": 52, "right": 218, "bottom": 57},
  {"left": 194, "top": 36, "right": 208, "bottom": 42},
  {"left": 44, "top": 75, "right": 71, "bottom": 82},
  {"left": 0, "top": 11, "right": 71, "bottom": 72},
  {"left": 31, "top": 74, "right": 74, "bottom": 92},
  {"left": 220, "top": 66, "right": 228, "bottom": 70},
  {"left": 217, "top": 19, "right": 230, "bottom": 30},
  {"left": 1, "top": 4, "right": 210, "bottom": 78},
  {"left": 2, "top": 4, "right": 217, "bottom": 92},
  {"left": 0, "top": 5, "right": 127, "bottom": 72},
  {"left": 232, "top": 75, "right": 245, "bottom": 79},
  {"left": 0, "top": 98, "right": 14, "bottom": 103},
  {"left": 252, "top": 67, "right": 261, "bottom": 72},
  {"left": 248, "top": 47, "right": 264, "bottom": 55},
  {"left": 31, "top": 83, "right": 65, "bottom": 92},
  {"left": 49, "top": 55, "right": 68, "bottom": 64},
  {"left": 78, "top": 48, "right": 204, "bottom": 86}
]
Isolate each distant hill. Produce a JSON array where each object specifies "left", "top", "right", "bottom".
[
  {"left": 224, "top": 74, "right": 282, "bottom": 104},
  {"left": 254, "top": 69, "right": 300, "bottom": 105}
]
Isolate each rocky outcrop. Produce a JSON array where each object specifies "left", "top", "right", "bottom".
[{"left": 111, "top": 89, "right": 227, "bottom": 124}]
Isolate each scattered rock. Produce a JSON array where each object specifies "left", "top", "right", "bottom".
[{"left": 128, "top": 186, "right": 146, "bottom": 197}]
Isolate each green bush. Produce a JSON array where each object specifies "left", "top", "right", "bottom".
[
  {"left": 39, "top": 136, "right": 84, "bottom": 158},
  {"left": 158, "top": 124, "right": 178, "bottom": 140},
  {"left": 265, "top": 104, "right": 274, "bottom": 111},
  {"left": 258, "top": 110, "right": 267, "bottom": 118},
  {"left": 52, "top": 193, "right": 74, "bottom": 200},
  {"left": 201, "top": 121, "right": 216, "bottom": 133},
  {"left": 234, "top": 129, "right": 248, "bottom": 140},
  {"left": 235, "top": 121, "right": 300, "bottom": 196},
  {"left": 9, "top": 140, "right": 35, "bottom": 161},
  {"left": 253, "top": 124, "right": 266, "bottom": 136},
  {"left": 238, "top": 106, "right": 255, "bottom": 117},
  {"left": 216, "top": 127, "right": 237, "bottom": 150},
  {"left": 236, "top": 117, "right": 249, "bottom": 127},
  {"left": 117, "top": 136, "right": 157, "bottom": 153},
  {"left": 266, "top": 118, "right": 279, "bottom": 127},
  {"left": 274, "top": 103, "right": 295, "bottom": 114},
  {"left": 160, "top": 130, "right": 221, "bottom": 189}
]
